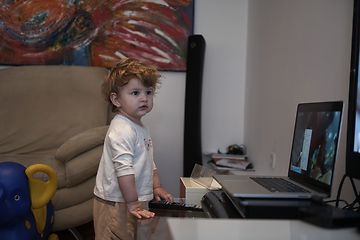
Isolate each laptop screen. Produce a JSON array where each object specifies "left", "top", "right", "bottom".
[{"left": 288, "top": 101, "right": 343, "bottom": 194}]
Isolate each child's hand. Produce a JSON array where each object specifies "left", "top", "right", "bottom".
[
  {"left": 153, "top": 187, "right": 174, "bottom": 202},
  {"left": 127, "top": 200, "right": 155, "bottom": 219}
]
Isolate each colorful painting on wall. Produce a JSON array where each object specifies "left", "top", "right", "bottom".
[{"left": 0, "top": 0, "right": 194, "bottom": 71}]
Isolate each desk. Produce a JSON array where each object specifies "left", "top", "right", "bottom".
[
  {"left": 142, "top": 208, "right": 205, "bottom": 240},
  {"left": 166, "top": 218, "right": 360, "bottom": 240},
  {"left": 124, "top": 206, "right": 360, "bottom": 240}
]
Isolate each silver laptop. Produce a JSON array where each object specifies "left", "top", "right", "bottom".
[{"left": 214, "top": 101, "right": 344, "bottom": 200}]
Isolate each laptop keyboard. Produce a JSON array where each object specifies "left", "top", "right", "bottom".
[{"left": 250, "top": 177, "right": 311, "bottom": 193}]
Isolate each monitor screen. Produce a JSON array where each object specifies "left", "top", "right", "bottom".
[
  {"left": 288, "top": 102, "right": 343, "bottom": 195},
  {"left": 290, "top": 110, "right": 342, "bottom": 186}
]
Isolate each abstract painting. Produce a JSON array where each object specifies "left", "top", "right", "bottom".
[{"left": 0, "top": 0, "right": 194, "bottom": 71}]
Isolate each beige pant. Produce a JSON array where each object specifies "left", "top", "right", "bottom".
[{"left": 93, "top": 197, "right": 152, "bottom": 240}]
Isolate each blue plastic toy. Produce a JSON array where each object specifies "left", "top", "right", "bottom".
[{"left": 0, "top": 162, "right": 58, "bottom": 240}]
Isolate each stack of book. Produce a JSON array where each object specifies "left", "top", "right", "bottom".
[{"left": 208, "top": 153, "right": 254, "bottom": 171}]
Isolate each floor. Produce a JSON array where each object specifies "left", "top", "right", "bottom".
[{"left": 54, "top": 221, "right": 95, "bottom": 240}]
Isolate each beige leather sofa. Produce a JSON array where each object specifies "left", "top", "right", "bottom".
[{"left": 0, "top": 65, "right": 112, "bottom": 231}]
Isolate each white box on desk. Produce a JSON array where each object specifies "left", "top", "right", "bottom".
[{"left": 179, "top": 177, "right": 221, "bottom": 206}]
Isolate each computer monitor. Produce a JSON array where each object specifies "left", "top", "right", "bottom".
[{"left": 346, "top": 0, "right": 360, "bottom": 180}]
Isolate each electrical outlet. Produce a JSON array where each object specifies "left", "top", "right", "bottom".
[{"left": 270, "top": 152, "right": 276, "bottom": 169}]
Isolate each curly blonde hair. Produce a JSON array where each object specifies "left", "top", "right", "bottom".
[{"left": 102, "top": 58, "right": 162, "bottom": 112}]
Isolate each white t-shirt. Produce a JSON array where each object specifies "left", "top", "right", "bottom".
[{"left": 94, "top": 114, "right": 156, "bottom": 202}]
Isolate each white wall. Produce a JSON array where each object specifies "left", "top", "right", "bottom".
[
  {"left": 143, "top": 72, "right": 186, "bottom": 197},
  {"left": 195, "top": 0, "right": 248, "bottom": 153},
  {"left": 245, "top": 0, "right": 358, "bottom": 203},
  {"left": 144, "top": 0, "right": 248, "bottom": 197}
]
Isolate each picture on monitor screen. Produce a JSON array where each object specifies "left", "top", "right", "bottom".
[
  {"left": 290, "top": 111, "right": 342, "bottom": 186},
  {"left": 353, "top": 77, "right": 360, "bottom": 153}
]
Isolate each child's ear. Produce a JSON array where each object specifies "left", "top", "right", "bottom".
[{"left": 110, "top": 92, "right": 121, "bottom": 108}]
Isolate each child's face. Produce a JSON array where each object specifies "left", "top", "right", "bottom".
[{"left": 112, "top": 78, "right": 154, "bottom": 125}]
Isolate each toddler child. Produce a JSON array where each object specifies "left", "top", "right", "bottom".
[{"left": 93, "top": 58, "right": 173, "bottom": 239}]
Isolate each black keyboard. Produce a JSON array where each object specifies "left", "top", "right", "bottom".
[
  {"left": 250, "top": 177, "right": 310, "bottom": 193},
  {"left": 148, "top": 199, "right": 203, "bottom": 212}
]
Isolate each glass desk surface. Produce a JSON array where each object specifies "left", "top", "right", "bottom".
[{"left": 133, "top": 198, "right": 206, "bottom": 240}]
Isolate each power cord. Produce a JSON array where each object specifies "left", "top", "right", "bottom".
[{"left": 335, "top": 174, "right": 360, "bottom": 212}]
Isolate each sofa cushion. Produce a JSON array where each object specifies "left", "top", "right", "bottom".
[
  {"left": 65, "top": 145, "right": 104, "bottom": 187},
  {"left": 0, "top": 65, "right": 109, "bottom": 155},
  {"left": 52, "top": 198, "right": 94, "bottom": 232},
  {"left": 52, "top": 176, "right": 96, "bottom": 211},
  {"left": 55, "top": 126, "right": 108, "bottom": 163},
  {"left": 0, "top": 154, "right": 67, "bottom": 189}
]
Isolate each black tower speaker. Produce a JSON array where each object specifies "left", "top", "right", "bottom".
[{"left": 183, "top": 35, "right": 206, "bottom": 177}]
